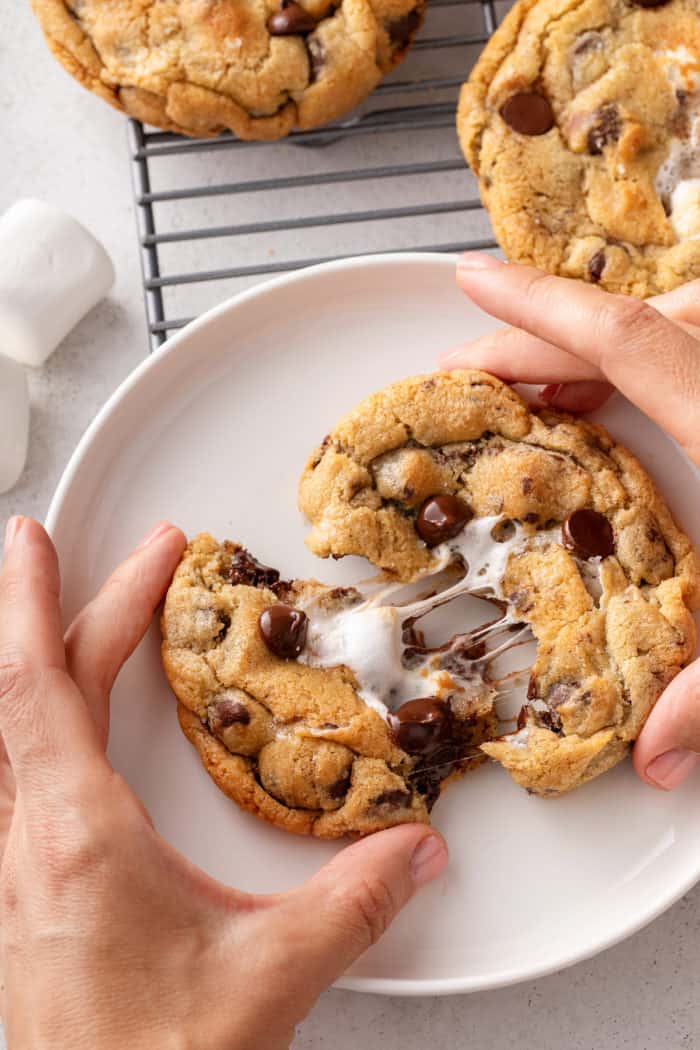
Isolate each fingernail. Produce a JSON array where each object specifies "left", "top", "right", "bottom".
[
  {"left": 137, "top": 521, "right": 173, "bottom": 550},
  {"left": 646, "top": 749, "right": 700, "bottom": 790},
  {"left": 3, "top": 516, "right": 24, "bottom": 554},
  {"left": 439, "top": 346, "right": 464, "bottom": 367},
  {"left": 457, "top": 253, "right": 503, "bottom": 274},
  {"left": 539, "top": 383, "right": 564, "bottom": 404},
  {"left": 410, "top": 833, "right": 448, "bottom": 888}
]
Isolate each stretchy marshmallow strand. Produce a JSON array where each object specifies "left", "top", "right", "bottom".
[
  {"left": 0, "top": 355, "right": 30, "bottom": 494},
  {"left": 0, "top": 199, "right": 114, "bottom": 367}
]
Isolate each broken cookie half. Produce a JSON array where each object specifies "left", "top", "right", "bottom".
[{"left": 162, "top": 371, "right": 700, "bottom": 835}]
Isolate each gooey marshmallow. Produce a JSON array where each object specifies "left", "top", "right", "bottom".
[
  {"left": 0, "top": 199, "right": 115, "bottom": 367},
  {"left": 299, "top": 517, "right": 560, "bottom": 720},
  {"left": 0, "top": 355, "right": 30, "bottom": 494}
]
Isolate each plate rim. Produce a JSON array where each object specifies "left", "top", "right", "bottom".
[{"left": 45, "top": 251, "right": 700, "bottom": 997}]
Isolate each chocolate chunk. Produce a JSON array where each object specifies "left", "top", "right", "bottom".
[
  {"left": 388, "top": 8, "right": 421, "bottom": 49},
  {"left": 630, "top": 0, "right": 670, "bottom": 7},
  {"left": 393, "top": 698, "right": 450, "bottom": 756},
  {"left": 228, "top": 548, "right": 280, "bottom": 589},
  {"left": 415, "top": 494, "right": 472, "bottom": 547},
  {"left": 412, "top": 742, "right": 463, "bottom": 809},
  {"left": 267, "top": 0, "right": 317, "bottom": 35},
  {"left": 562, "top": 509, "right": 614, "bottom": 559},
  {"left": 527, "top": 673, "right": 538, "bottom": 699},
  {"left": 216, "top": 613, "right": 231, "bottom": 642},
  {"left": 307, "top": 37, "right": 325, "bottom": 81},
  {"left": 328, "top": 770, "right": 351, "bottom": 800},
  {"left": 516, "top": 705, "right": 528, "bottom": 730},
  {"left": 587, "top": 104, "right": 620, "bottom": 155},
  {"left": 491, "top": 518, "right": 516, "bottom": 543},
  {"left": 588, "top": 249, "right": 606, "bottom": 282},
  {"left": 258, "top": 604, "right": 308, "bottom": 659},
  {"left": 210, "top": 699, "right": 251, "bottom": 729},
  {"left": 521, "top": 476, "right": 533, "bottom": 494},
  {"left": 539, "top": 708, "right": 563, "bottom": 733},
  {"left": 500, "top": 92, "right": 555, "bottom": 136},
  {"left": 372, "top": 788, "right": 413, "bottom": 808}
]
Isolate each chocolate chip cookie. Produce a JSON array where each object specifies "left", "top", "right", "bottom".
[
  {"left": 162, "top": 539, "right": 499, "bottom": 837},
  {"left": 458, "top": 0, "right": 700, "bottom": 296},
  {"left": 299, "top": 370, "right": 700, "bottom": 797},
  {"left": 31, "top": 0, "right": 423, "bottom": 139}
]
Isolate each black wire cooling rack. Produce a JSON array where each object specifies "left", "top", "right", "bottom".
[{"left": 128, "top": 0, "right": 509, "bottom": 350}]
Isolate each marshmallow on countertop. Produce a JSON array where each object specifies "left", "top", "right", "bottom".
[
  {"left": 0, "top": 355, "right": 30, "bottom": 494},
  {"left": 0, "top": 199, "right": 115, "bottom": 367}
]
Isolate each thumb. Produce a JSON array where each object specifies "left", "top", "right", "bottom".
[
  {"left": 274, "top": 825, "right": 447, "bottom": 992},
  {"left": 633, "top": 660, "right": 700, "bottom": 790}
]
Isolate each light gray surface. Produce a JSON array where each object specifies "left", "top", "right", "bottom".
[{"left": 1, "top": 2, "right": 699, "bottom": 1048}]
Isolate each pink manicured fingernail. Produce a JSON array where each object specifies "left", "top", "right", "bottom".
[
  {"left": 646, "top": 749, "right": 700, "bottom": 790},
  {"left": 410, "top": 834, "right": 448, "bottom": 888},
  {"left": 3, "top": 516, "right": 23, "bottom": 554},
  {"left": 457, "top": 253, "right": 503, "bottom": 273},
  {"left": 539, "top": 383, "right": 564, "bottom": 404},
  {"left": 137, "top": 521, "right": 173, "bottom": 550}
]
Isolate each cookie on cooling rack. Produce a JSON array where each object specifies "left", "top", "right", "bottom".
[
  {"left": 31, "top": 0, "right": 424, "bottom": 140},
  {"left": 299, "top": 371, "right": 700, "bottom": 797},
  {"left": 458, "top": 0, "right": 700, "bottom": 296}
]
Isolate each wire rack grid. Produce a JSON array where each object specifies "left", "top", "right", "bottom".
[{"left": 128, "top": 0, "right": 510, "bottom": 350}]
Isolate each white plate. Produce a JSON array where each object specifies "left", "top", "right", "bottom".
[{"left": 46, "top": 253, "right": 700, "bottom": 996}]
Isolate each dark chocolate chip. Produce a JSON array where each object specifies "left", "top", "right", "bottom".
[
  {"left": 630, "top": 0, "right": 670, "bottom": 7},
  {"left": 415, "top": 494, "right": 472, "bottom": 547},
  {"left": 372, "top": 788, "right": 412, "bottom": 808},
  {"left": 307, "top": 37, "right": 325, "bottom": 80},
  {"left": 521, "top": 476, "right": 533, "bottom": 494},
  {"left": 588, "top": 249, "right": 606, "bottom": 282},
  {"left": 412, "top": 742, "right": 463, "bottom": 809},
  {"left": 393, "top": 698, "right": 450, "bottom": 756},
  {"left": 328, "top": 771, "right": 351, "bottom": 800},
  {"left": 258, "top": 604, "right": 308, "bottom": 659},
  {"left": 527, "top": 673, "right": 538, "bottom": 699},
  {"left": 387, "top": 8, "right": 421, "bottom": 49},
  {"left": 500, "top": 92, "right": 555, "bottom": 135},
  {"left": 587, "top": 104, "right": 620, "bottom": 155},
  {"left": 562, "top": 509, "right": 614, "bottom": 559},
  {"left": 228, "top": 549, "right": 280, "bottom": 589},
  {"left": 491, "top": 518, "right": 516, "bottom": 543},
  {"left": 539, "top": 708, "right": 563, "bottom": 734},
  {"left": 210, "top": 699, "right": 251, "bottom": 729},
  {"left": 267, "top": 0, "right": 317, "bottom": 35},
  {"left": 216, "top": 613, "right": 231, "bottom": 642},
  {"left": 516, "top": 705, "right": 528, "bottom": 730},
  {"left": 523, "top": 512, "right": 539, "bottom": 524}
]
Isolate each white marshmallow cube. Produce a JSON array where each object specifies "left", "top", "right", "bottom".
[
  {"left": 0, "top": 199, "right": 115, "bottom": 367},
  {"left": 0, "top": 355, "right": 30, "bottom": 494}
]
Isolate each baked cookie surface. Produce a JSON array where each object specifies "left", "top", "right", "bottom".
[
  {"left": 32, "top": 0, "right": 423, "bottom": 140},
  {"left": 161, "top": 537, "right": 499, "bottom": 837},
  {"left": 458, "top": 0, "right": 700, "bottom": 296},
  {"left": 299, "top": 370, "right": 700, "bottom": 796}
]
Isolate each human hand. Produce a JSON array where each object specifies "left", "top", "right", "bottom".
[
  {"left": 442, "top": 255, "right": 700, "bottom": 793},
  {"left": 0, "top": 517, "right": 447, "bottom": 1050}
]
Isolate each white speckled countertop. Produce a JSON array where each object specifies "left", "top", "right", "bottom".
[{"left": 2, "top": 2, "right": 700, "bottom": 1047}]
